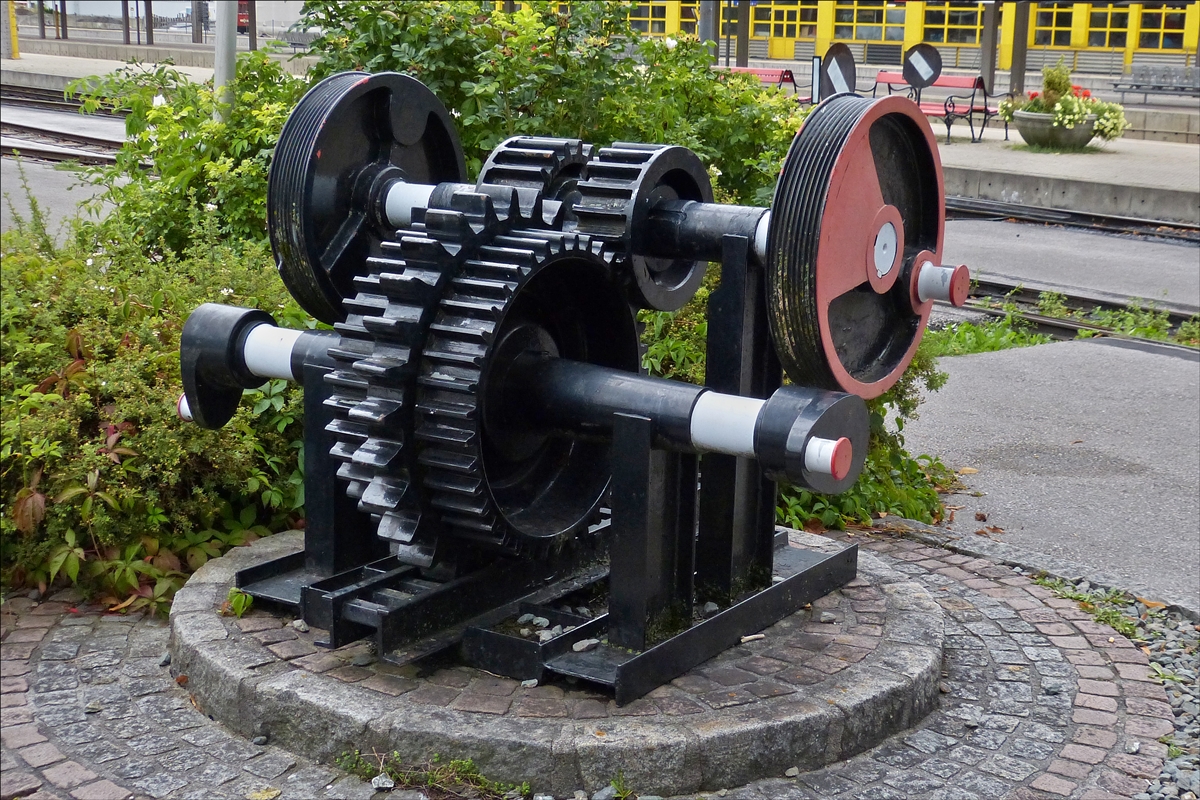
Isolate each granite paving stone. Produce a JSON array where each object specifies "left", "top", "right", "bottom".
[{"left": 5, "top": 524, "right": 1187, "bottom": 800}]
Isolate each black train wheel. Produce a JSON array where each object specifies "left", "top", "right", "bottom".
[
  {"left": 268, "top": 72, "right": 467, "bottom": 324},
  {"left": 766, "top": 94, "right": 945, "bottom": 399}
]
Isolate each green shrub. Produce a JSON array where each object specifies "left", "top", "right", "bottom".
[
  {"left": 1, "top": 186, "right": 306, "bottom": 608},
  {"left": 298, "top": 0, "right": 807, "bottom": 203},
  {"left": 68, "top": 50, "right": 304, "bottom": 253}
]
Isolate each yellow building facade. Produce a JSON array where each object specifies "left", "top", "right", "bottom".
[{"left": 625, "top": 1, "right": 1199, "bottom": 70}]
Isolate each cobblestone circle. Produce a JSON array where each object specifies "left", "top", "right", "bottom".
[{"left": 2, "top": 525, "right": 1183, "bottom": 800}]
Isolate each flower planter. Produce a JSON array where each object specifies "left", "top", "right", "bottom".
[{"left": 1013, "top": 110, "right": 1097, "bottom": 149}]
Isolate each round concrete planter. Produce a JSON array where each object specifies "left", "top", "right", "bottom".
[{"left": 1013, "top": 110, "right": 1097, "bottom": 149}]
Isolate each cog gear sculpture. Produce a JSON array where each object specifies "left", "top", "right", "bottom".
[{"left": 179, "top": 71, "right": 969, "bottom": 704}]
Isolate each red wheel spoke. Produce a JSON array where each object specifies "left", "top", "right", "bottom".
[{"left": 816, "top": 130, "right": 887, "bottom": 306}]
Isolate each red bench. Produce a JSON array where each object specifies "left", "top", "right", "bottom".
[
  {"left": 716, "top": 66, "right": 811, "bottom": 103},
  {"left": 872, "top": 71, "right": 1005, "bottom": 143}
]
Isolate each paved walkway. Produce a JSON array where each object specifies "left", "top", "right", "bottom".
[
  {"left": 0, "top": 593, "right": 375, "bottom": 800},
  {"left": 903, "top": 339, "right": 1200, "bottom": 615},
  {"left": 1, "top": 51, "right": 214, "bottom": 85},
  {"left": 3, "top": 529, "right": 1188, "bottom": 800}
]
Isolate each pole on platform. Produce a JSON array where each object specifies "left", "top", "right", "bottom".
[
  {"left": 191, "top": 1, "right": 202, "bottom": 43},
  {"left": 979, "top": 2, "right": 998, "bottom": 94},
  {"left": 247, "top": 1, "right": 256, "bottom": 50},
  {"left": 213, "top": 0, "right": 237, "bottom": 120},
  {"left": 1009, "top": 1, "right": 1030, "bottom": 96},
  {"left": 58, "top": 0, "right": 66, "bottom": 40},
  {"left": 723, "top": 0, "right": 731, "bottom": 66},
  {"left": 734, "top": 0, "right": 749, "bottom": 67},
  {"left": 134, "top": 0, "right": 140, "bottom": 44},
  {"left": 37, "top": 1, "right": 46, "bottom": 39},
  {"left": 1, "top": 1, "right": 17, "bottom": 60},
  {"left": 145, "top": 0, "right": 154, "bottom": 46},
  {"left": 121, "top": 1, "right": 130, "bottom": 44},
  {"left": 698, "top": 0, "right": 718, "bottom": 61}
]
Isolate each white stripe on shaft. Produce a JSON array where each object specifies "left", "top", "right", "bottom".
[
  {"left": 177, "top": 393, "right": 194, "bottom": 422},
  {"left": 916, "top": 262, "right": 960, "bottom": 303},
  {"left": 385, "top": 182, "right": 436, "bottom": 228},
  {"left": 804, "top": 436, "right": 847, "bottom": 477},
  {"left": 689, "top": 392, "right": 765, "bottom": 458},
  {"left": 242, "top": 324, "right": 302, "bottom": 381}
]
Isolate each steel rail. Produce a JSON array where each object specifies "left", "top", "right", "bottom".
[
  {"left": 968, "top": 274, "right": 1199, "bottom": 329},
  {"left": 0, "top": 85, "right": 125, "bottom": 117},
  {"left": 946, "top": 195, "right": 1200, "bottom": 244}
]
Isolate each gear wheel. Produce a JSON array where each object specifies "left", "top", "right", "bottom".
[
  {"left": 477, "top": 136, "right": 593, "bottom": 226},
  {"left": 414, "top": 227, "right": 637, "bottom": 555},
  {"left": 572, "top": 142, "right": 713, "bottom": 311},
  {"left": 325, "top": 186, "right": 527, "bottom": 566},
  {"left": 325, "top": 138, "right": 641, "bottom": 567}
]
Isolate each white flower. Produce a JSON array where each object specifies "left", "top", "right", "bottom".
[
  {"left": 664, "top": 37, "right": 677, "bottom": 50},
  {"left": 86, "top": 258, "right": 94, "bottom": 266},
  {"left": 221, "top": 288, "right": 234, "bottom": 296},
  {"left": 153, "top": 94, "right": 166, "bottom": 106},
  {"left": 204, "top": 203, "right": 217, "bottom": 212}
]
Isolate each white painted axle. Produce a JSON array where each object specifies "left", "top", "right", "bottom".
[
  {"left": 384, "top": 181, "right": 436, "bottom": 228},
  {"left": 242, "top": 324, "right": 304, "bottom": 381}
]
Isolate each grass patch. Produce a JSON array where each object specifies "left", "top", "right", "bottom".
[
  {"left": 1031, "top": 576, "right": 1140, "bottom": 639},
  {"left": 921, "top": 316, "right": 1051, "bottom": 357},
  {"left": 1038, "top": 291, "right": 1199, "bottom": 347},
  {"left": 1006, "top": 143, "right": 1109, "bottom": 155},
  {"left": 336, "top": 751, "right": 530, "bottom": 799}
]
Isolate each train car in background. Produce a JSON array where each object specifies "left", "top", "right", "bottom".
[{"left": 237, "top": 0, "right": 249, "bottom": 34}]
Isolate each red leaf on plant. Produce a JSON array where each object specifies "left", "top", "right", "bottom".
[
  {"left": 13, "top": 488, "right": 47, "bottom": 534},
  {"left": 66, "top": 328, "right": 89, "bottom": 360}
]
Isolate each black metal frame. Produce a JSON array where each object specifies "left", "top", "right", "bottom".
[{"left": 237, "top": 232, "right": 857, "bottom": 704}]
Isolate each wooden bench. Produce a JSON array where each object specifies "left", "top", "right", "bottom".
[
  {"left": 715, "top": 66, "right": 811, "bottom": 103},
  {"left": 1112, "top": 65, "right": 1199, "bottom": 104},
  {"left": 873, "top": 70, "right": 1004, "bottom": 143}
]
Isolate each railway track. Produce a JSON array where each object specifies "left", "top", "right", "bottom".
[
  {"left": 0, "top": 84, "right": 123, "bottom": 116},
  {"left": 1, "top": 90, "right": 123, "bottom": 163},
  {"left": 941, "top": 274, "right": 1200, "bottom": 352},
  {"left": 946, "top": 196, "right": 1200, "bottom": 244}
]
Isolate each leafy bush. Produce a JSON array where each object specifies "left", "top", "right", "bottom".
[
  {"left": 69, "top": 50, "right": 304, "bottom": 253},
  {"left": 298, "top": 0, "right": 807, "bottom": 203},
  {"left": 1, "top": 182, "right": 306, "bottom": 609}
]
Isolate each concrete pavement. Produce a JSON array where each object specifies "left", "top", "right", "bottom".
[
  {"left": 902, "top": 339, "right": 1200, "bottom": 614},
  {"left": 944, "top": 218, "right": 1200, "bottom": 309}
]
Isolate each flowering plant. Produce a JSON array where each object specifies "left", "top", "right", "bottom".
[{"left": 998, "top": 59, "right": 1129, "bottom": 142}]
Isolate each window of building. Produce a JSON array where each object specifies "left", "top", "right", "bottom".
[
  {"left": 629, "top": 2, "right": 668, "bottom": 34},
  {"left": 1033, "top": 2, "right": 1073, "bottom": 47},
  {"left": 1138, "top": 2, "right": 1190, "bottom": 50},
  {"left": 834, "top": 0, "right": 906, "bottom": 42},
  {"left": 679, "top": 1, "right": 698, "bottom": 36},
  {"left": 923, "top": 2, "right": 988, "bottom": 45},
  {"left": 766, "top": 0, "right": 818, "bottom": 39},
  {"left": 1086, "top": 2, "right": 1128, "bottom": 48}
]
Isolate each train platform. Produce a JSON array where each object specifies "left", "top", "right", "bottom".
[{"left": 4, "top": 48, "right": 1198, "bottom": 224}]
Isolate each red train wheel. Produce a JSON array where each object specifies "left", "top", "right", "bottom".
[{"left": 765, "top": 94, "right": 945, "bottom": 399}]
